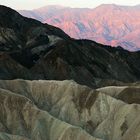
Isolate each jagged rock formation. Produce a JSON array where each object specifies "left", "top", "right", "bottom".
[
  {"left": 19, "top": 4, "right": 140, "bottom": 51},
  {"left": 0, "top": 5, "right": 140, "bottom": 88},
  {"left": 0, "top": 79, "right": 140, "bottom": 140},
  {"left": 0, "top": 82, "right": 100, "bottom": 140}
]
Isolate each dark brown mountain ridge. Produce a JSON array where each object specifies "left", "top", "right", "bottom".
[{"left": 0, "top": 5, "right": 140, "bottom": 88}]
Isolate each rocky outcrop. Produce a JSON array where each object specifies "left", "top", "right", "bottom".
[
  {"left": 0, "top": 79, "right": 140, "bottom": 140},
  {"left": 97, "top": 85, "right": 140, "bottom": 104}
]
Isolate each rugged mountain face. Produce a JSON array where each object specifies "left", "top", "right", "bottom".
[
  {"left": 0, "top": 80, "right": 101, "bottom": 140},
  {"left": 0, "top": 79, "right": 140, "bottom": 140},
  {"left": 0, "top": 5, "right": 140, "bottom": 88},
  {"left": 19, "top": 4, "right": 140, "bottom": 51}
]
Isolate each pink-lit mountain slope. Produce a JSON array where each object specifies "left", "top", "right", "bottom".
[{"left": 19, "top": 4, "right": 140, "bottom": 51}]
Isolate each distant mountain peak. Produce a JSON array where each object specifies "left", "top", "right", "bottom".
[
  {"left": 34, "top": 5, "right": 69, "bottom": 11},
  {"left": 97, "top": 3, "right": 139, "bottom": 8},
  {"left": 19, "top": 4, "right": 140, "bottom": 51},
  {"left": 97, "top": 3, "right": 118, "bottom": 7}
]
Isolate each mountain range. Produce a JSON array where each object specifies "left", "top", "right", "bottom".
[
  {"left": 0, "top": 5, "right": 140, "bottom": 140},
  {"left": 1, "top": 5, "right": 140, "bottom": 88},
  {"left": 19, "top": 4, "right": 140, "bottom": 51}
]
